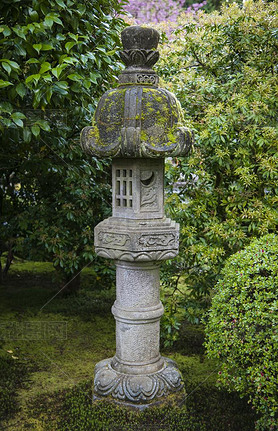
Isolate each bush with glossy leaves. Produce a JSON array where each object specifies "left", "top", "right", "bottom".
[
  {"left": 205, "top": 234, "right": 278, "bottom": 430},
  {"left": 155, "top": 0, "right": 278, "bottom": 326},
  {"left": 0, "top": 0, "right": 126, "bottom": 287}
]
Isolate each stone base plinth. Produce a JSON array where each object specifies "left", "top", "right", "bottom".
[{"left": 93, "top": 356, "right": 184, "bottom": 407}]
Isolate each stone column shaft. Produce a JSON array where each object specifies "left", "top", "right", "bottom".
[{"left": 112, "top": 261, "right": 164, "bottom": 375}]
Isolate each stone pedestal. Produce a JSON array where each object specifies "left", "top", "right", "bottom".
[
  {"left": 94, "top": 357, "right": 183, "bottom": 407},
  {"left": 80, "top": 25, "right": 193, "bottom": 407},
  {"left": 94, "top": 260, "right": 184, "bottom": 404}
]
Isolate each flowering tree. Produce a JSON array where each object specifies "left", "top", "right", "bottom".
[{"left": 124, "top": 0, "right": 206, "bottom": 24}]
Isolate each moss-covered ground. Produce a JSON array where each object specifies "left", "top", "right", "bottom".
[{"left": 0, "top": 258, "right": 257, "bottom": 430}]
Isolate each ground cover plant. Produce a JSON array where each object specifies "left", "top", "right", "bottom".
[{"left": 0, "top": 258, "right": 257, "bottom": 430}]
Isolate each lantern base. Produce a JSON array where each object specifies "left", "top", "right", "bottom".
[{"left": 93, "top": 356, "right": 184, "bottom": 406}]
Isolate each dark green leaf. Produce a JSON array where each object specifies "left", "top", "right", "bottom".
[{"left": 31, "top": 125, "right": 40, "bottom": 136}]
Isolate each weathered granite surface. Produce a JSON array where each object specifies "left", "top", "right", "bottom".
[
  {"left": 94, "top": 357, "right": 183, "bottom": 403},
  {"left": 81, "top": 25, "right": 193, "bottom": 406},
  {"left": 81, "top": 26, "right": 192, "bottom": 159}
]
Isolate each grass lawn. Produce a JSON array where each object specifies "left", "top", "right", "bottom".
[{"left": 0, "top": 258, "right": 257, "bottom": 430}]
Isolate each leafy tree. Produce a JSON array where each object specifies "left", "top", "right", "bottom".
[
  {"left": 0, "top": 0, "right": 126, "bottom": 288},
  {"left": 205, "top": 234, "right": 278, "bottom": 431},
  {"left": 156, "top": 1, "right": 278, "bottom": 326}
]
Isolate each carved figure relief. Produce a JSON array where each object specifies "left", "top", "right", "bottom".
[
  {"left": 138, "top": 233, "right": 176, "bottom": 248},
  {"left": 140, "top": 170, "right": 158, "bottom": 210},
  {"left": 98, "top": 232, "right": 130, "bottom": 247}
]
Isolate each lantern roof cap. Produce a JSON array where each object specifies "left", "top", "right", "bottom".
[{"left": 80, "top": 26, "right": 193, "bottom": 159}]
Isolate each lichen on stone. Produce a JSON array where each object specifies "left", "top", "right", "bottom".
[{"left": 81, "top": 84, "right": 192, "bottom": 158}]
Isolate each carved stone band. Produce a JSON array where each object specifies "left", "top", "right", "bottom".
[
  {"left": 95, "top": 247, "right": 179, "bottom": 262},
  {"left": 94, "top": 357, "right": 184, "bottom": 403},
  {"left": 118, "top": 71, "right": 159, "bottom": 86},
  {"left": 112, "top": 302, "right": 164, "bottom": 322},
  {"left": 94, "top": 217, "right": 180, "bottom": 261}
]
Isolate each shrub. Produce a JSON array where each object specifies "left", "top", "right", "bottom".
[
  {"left": 205, "top": 234, "right": 278, "bottom": 430},
  {"left": 155, "top": 0, "right": 278, "bottom": 325},
  {"left": 0, "top": 0, "right": 126, "bottom": 286}
]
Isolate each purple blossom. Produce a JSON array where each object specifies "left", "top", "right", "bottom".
[
  {"left": 185, "top": 0, "right": 207, "bottom": 13},
  {"left": 123, "top": 0, "right": 206, "bottom": 25}
]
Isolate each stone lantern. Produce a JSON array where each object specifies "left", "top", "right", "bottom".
[{"left": 81, "top": 26, "right": 192, "bottom": 407}]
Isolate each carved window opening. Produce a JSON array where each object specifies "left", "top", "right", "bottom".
[
  {"left": 141, "top": 171, "right": 155, "bottom": 187},
  {"left": 115, "top": 169, "right": 133, "bottom": 208}
]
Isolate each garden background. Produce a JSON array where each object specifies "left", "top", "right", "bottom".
[{"left": 0, "top": 0, "right": 277, "bottom": 429}]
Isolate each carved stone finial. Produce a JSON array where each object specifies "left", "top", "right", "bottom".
[
  {"left": 121, "top": 26, "right": 160, "bottom": 51},
  {"left": 120, "top": 26, "right": 160, "bottom": 69}
]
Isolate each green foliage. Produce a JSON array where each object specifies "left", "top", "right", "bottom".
[
  {"left": 156, "top": 0, "right": 278, "bottom": 323},
  {"left": 205, "top": 234, "right": 278, "bottom": 430},
  {"left": 160, "top": 307, "right": 181, "bottom": 348},
  {"left": 12, "top": 379, "right": 255, "bottom": 431},
  {"left": 0, "top": 0, "right": 126, "bottom": 284},
  {"left": 0, "top": 350, "right": 35, "bottom": 422},
  {"left": 47, "top": 387, "right": 206, "bottom": 431}
]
